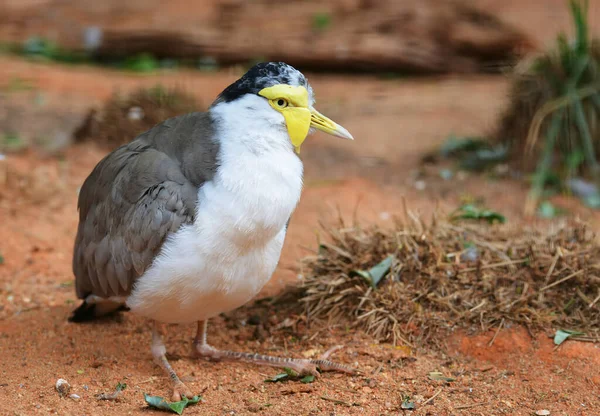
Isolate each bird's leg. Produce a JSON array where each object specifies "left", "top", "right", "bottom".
[
  {"left": 151, "top": 321, "right": 193, "bottom": 402},
  {"left": 192, "top": 320, "right": 355, "bottom": 377}
]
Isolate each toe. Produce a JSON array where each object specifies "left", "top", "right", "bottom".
[
  {"left": 172, "top": 381, "right": 193, "bottom": 402},
  {"left": 171, "top": 390, "right": 182, "bottom": 402}
]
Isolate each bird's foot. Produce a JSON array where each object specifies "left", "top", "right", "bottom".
[
  {"left": 192, "top": 341, "right": 356, "bottom": 376},
  {"left": 171, "top": 380, "right": 194, "bottom": 403}
]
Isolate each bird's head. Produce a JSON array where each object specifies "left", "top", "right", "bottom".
[{"left": 211, "top": 62, "right": 353, "bottom": 153}]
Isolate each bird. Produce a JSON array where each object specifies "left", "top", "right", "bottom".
[{"left": 69, "top": 62, "right": 355, "bottom": 401}]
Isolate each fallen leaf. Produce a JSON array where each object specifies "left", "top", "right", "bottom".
[
  {"left": 537, "top": 201, "right": 565, "bottom": 219},
  {"left": 553, "top": 329, "right": 585, "bottom": 346},
  {"left": 428, "top": 371, "right": 455, "bottom": 382},
  {"left": 350, "top": 256, "right": 394, "bottom": 288},
  {"left": 144, "top": 394, "right": 201, "bottom": 415},
  {"left": 96, "top": 381, "right": 127, "bottom": 401},
  {"left": 300, "top": 375, "right": 315, "bottom": 384},
  {"left": 264, "top": 373, "right": 290, "bottom": 383},
  {"left": 401, "top": 400, "right": 416, "bottom": 410},
  {"left": 265, "top": 368, "right": 314, "bottom": 384}
]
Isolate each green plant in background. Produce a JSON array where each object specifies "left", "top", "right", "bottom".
[
  {"left": 21, "top": 36, "right": 88, "bottom": 63},
  {"left": 518, "top": 0, "right": 600, "bottom": 213},
  {"left": 312, "top": 12, "right": 332, "bottom": 32},
  {"left": 122, "top": 53, "right": 159, "bottom": 72},
  {"left": 1, "top": 133, "right": 27, "bottom": 152}
]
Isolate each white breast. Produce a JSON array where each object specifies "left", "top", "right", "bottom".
[{"left": 127, "top": 98, "right": 303, "bottom": 324}]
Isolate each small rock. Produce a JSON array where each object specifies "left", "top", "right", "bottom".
[
  {"left": 535, "top": 411, "right": 550, "bottom": 416},
  {"left": 69, "top": 394, "right": 80, "bottom": 400},
  {"left": 55, "top": 379, "right": 71, "bottom": 398},
  {"left": 439, "top": 168, "right": 453, "bottom": 180},
  {"left": 83, "top": 26, "right": 103, "bottom": 51},
  {"left": 127, "top": 107, "right": 144, "bottom": 121},
  {"left": 414, "top": 180, "right": 426, "bottom": 191},
  {"left": 460, "top": 246, "right": 479, "bottom": 262}
]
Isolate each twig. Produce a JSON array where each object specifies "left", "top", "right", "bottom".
[
  {"left": 422, "top": 388, "right": 442, "bottom": 406},
  {"left": 460, "top": 259, "right": 529, "bottom": 273},
  {"left": 488, "top": 318, "right": 505, "bottom": 347},
  {"left": 371, "top": 364, "right": 384, "bottom": 376},
  {"left": 455, "top": 402, "right": 491, "bottom": 410},
  {"left": 320, "top": 396, "right": 353, "bottom": 407},
  {"left": 539, "top": 269, "right": 585, "bottom": 292},
  {"left": 589, "top": 290, "right": 600, "bottom": 309}
]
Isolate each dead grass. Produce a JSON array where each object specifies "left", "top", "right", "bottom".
[
  {"left": 74, "top": 85, "right": 202, "bottom": 150},
  {"left": 274, "top": 211, "right": 600, "bottom": 348}
]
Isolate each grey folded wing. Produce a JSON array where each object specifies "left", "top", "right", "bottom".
[{"left": 72, "top": 142, "right": 198, "bottom": 299}]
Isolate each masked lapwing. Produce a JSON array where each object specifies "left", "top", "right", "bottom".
[{"left": 69, "top": 62, "right": 355, "bottom": 400}]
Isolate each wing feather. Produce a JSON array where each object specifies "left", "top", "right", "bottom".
[{"left": 72, "top": 112, "right": 218, "bottom": 299}]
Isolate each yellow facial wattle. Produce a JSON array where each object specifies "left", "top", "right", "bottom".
[{"left": 259, "top": 84, "right": 353, "bottom": 153}]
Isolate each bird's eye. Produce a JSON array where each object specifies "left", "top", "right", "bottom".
[{"left": 275, "top": 98, "right": 288, "bottom": 108}]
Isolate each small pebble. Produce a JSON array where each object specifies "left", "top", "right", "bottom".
[
  {"left": 127, "top": 107, "right": 144, "bottom": 121},
  {"left": 55, "top": 379, "right": 71, "bottom": 398},
  {"left": 535, "top": 411, "right": 550, "bottom": 416},
  {"left": 414, "top": 180, "right": 426, "bottom": 191},
  {"left": 69, "top": 394, "right": 80, "bottom": 401}
]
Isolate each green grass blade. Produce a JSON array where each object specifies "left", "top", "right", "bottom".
[
  {"left": 571, "top": 93, "right": 600, "bottom": 184},
  {"left": 570, "top": 0, "right": 589, "bottom": 55},
  {"left": 528, "top": 110, "right": 565, "bottom": 207}
]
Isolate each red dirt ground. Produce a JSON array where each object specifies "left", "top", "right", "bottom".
[{"left": 1, "top": 3, "right": 600, "bottom": 414}]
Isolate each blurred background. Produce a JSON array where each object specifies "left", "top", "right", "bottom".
[
  {"left": 1, "top": 0, "right": 599, "bottom": 301},
  {"left": 1, "top": 0, "right": 600, "bottom": 305},
  {"left": 1, "top": 1, "right": 600, "bottom": 413}
]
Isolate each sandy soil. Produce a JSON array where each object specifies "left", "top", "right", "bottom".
[{"left": 1, "top": 3, "right": 600, "bottom": 415}]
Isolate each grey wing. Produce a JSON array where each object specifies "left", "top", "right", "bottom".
[{"left": 72, "top": 143, "right": 198, "bottom": 299}]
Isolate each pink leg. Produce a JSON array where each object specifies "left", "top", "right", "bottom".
[
  {"left": 151, "top": 321, "right": 194, "bottom": 402},
  {"left": 192, "top": 320, "right": 356, "bottom": 376}
]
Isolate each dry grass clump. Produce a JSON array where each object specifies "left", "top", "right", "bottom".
[
  {"left": 282, "top": 214, "right": 600, "bottom": 347},
  {"left": 495, "top": 1, "right": 600, "bottom": 211},
  {"left": 74, "top": 85, "right": 201, "bottom": 150}
]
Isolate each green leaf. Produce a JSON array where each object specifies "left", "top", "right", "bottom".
[
  {"left": 553, "top": 329, "right": 585, "bottom": 346},
  {"left": 401, "top": 400, "right": 416, "bottom": 410},
  {"left": 144, "top": 394, "right": 201, "bottom": 415},
  {"left": 450, "top": 204, "right": 506, "bottom": 224},
  {"left": 116, "top": 382, "right": 127, "bottom": 392},
  {"left": 283, "top": 367, "right": 299, "bottom": 377},
  {"left": 0, "top": 253, "right": 4, "bottom": 265},
  {"left": 123, "top": 53, "right": 159, "bottom": 72},
  {"left": 300, "top": 375, "right": 315, "bottom": 384},
  {"left": 350, "top": 255, "right": 394, "bottom": 288},
  {"left": 440, "top": 135, "right": 488, "bottom": 158},
  {"left": 264, "top": 373, "right": 290, "bottom": 383},
  {"left": 428, "top": 371, "right": 455, "bottom": 382},
  {"left": 312, "top": 13, "right": 332, "bottom": 32},
  {"left": 1, "top": 133, "right": 27, "bottom": 152},
  {"left": 537, "top": 201, "right": 565, "bottom": 218}
]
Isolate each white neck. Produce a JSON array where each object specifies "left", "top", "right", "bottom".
[
  {"left": 197, "top": 95, "right": 304, "bottom": 246},
  {"left": 210, "top": 94, "right": 295, "bottom": 155}
]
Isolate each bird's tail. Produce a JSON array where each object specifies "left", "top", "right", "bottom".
[{"left": 68, "top": 296, "right": 129, "bottom": 323}]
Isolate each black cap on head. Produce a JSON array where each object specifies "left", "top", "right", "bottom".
[{"left": 212, "top": 62, "right": 311, "bottom": 105}]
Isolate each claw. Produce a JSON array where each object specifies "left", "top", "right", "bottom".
[{"left": 171, "top": 381, "right": 193, "bottom": 403}]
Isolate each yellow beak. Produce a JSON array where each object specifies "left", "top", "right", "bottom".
[{"left": 310, "top": 107, "right": 354, "bottom": 140}]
